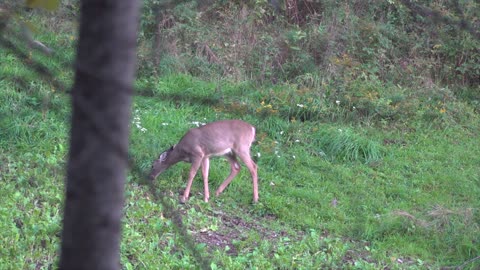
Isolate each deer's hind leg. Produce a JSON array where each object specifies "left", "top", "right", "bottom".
[
  {"left": 215, "top": 153, "right": 241, "bottom": 197},
  {"left": 236, "top": 150, "right": 258, "bottom": 203},
  {"left": 201, "top": 157, "right": 211, "bottom": 202}
]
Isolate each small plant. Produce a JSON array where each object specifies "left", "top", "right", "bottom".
[{"left": 256, "top": 100, "right": 278, "bottom": 118}]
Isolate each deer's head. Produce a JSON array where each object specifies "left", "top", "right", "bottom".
[{"left": 149, "top": 146, "right": 175, "bottom": 180}]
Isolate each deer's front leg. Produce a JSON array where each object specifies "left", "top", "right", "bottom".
[
  {"left": 201, "top": 157, "right": 210, "bottom": 202},
  {"left": 181, "top": 159, "right": 202, "bottom": 204}
]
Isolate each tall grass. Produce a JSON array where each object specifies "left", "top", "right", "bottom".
[{"left": 310, "top": 126, "right": 384, "bottom": 163}]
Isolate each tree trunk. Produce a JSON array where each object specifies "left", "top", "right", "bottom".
[{"left": 59, "top": 0, "right": 139, "bottom": 269}]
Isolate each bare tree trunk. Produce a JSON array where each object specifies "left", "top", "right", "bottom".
[{"left": 59, "top": 0, "right": 139, "bottom": 269}]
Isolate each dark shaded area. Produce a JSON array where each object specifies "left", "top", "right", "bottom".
[
  {"left": 134, "top": 87, "right": 222, "bottom": 107},
  {"left": 400, "top": 0, "right": 480, "bottom": 40},
  {"left": 0, "top": 36, "right": 67, "bottom": 92}
]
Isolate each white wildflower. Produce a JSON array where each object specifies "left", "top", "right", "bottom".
[{"left": 132, "top": 109, "right": 147, "bottom": 133}]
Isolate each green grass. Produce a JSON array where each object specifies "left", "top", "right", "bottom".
[{"left": 2, "top": 38, "right": 480, "bottom": 270}]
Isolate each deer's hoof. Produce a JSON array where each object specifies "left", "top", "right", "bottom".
[{"left": 179, "top": 196, "right": 187, "bottom": 204}]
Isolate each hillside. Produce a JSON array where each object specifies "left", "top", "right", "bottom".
[{"left": 1, "top": 1, "right": 479, "bottom": 269}]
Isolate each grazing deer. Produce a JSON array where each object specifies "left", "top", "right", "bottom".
[{"left": 149, "top": 120, "right": 258, "bottom": 203}]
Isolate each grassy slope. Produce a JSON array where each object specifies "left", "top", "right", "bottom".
[
  {"left": 1, "top": 63, "right": 479, "bottom": 269},
  {"left": 1, "top": 12, "right": 480, "bottom": 270}
]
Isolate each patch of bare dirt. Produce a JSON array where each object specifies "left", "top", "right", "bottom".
[{"left": 191, "top": 210, "right": 298, "bottom": 256}]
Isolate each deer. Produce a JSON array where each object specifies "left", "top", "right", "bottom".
[{"left": 149, "top": 120, "right": 259, "bottom": 203}]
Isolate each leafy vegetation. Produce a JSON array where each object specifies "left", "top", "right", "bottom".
[{"left": 1, "top": 0, "right": 479, "bottom": 269}]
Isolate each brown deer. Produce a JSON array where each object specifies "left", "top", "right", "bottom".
[{"left": 149, "top": 120, "right": 258, "bottom": 203}]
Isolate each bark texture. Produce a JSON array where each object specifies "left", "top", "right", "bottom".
[{"left": 59, "top": 1, "right": 139, "bottom": 269}]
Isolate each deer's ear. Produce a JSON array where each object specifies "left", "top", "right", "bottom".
[{"left": 160, "top": 151, "right": 168, "bottom": 161}]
